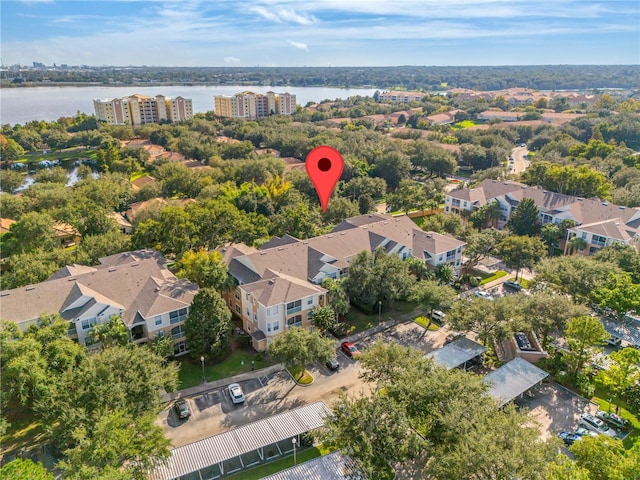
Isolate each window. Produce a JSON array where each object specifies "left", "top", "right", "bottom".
[
  {"left": 156, "top": 330, "right": 165, "bottom": 339},
  {"left": 235, "top": 305, "right": 241, "bottom": 314},
  {"left": 273, "top": 320, "right": 280, "bottom": 331},
  {"left": 173, "top": 341, "right": 187, "bottom": 355},
  {"left": 287, "top": 315, "right": 302, "bottom": 327},
  {"left": 267, "top": 305, "right": 280, "bottom": 316},
  {"left": 286, "top": 300, "right": 302, "bottom": 315},
  {"left": 307, "top": 297, "right": 313, "bottom": 305},
  {"left": 254, "top": 313, "right": 257, "bottom": 320},
  {"left": 267, "top": 322, "right": 272, "bottom": 332},
  {"left": 81, "top": 318, "right": 97, "bottom": 330},
  {"left": 169, "top": 308, "right": 188, "bottom": 324},
  {"left": 171, "top": 325, "right": 185, "bottom": 340},
  {"left": 452, "top": 199, "right": 460, "bottom": 207},
  {"left": 154, "top": 315, "right": 162, "bottom": 326},
  {"left": 235, "top": 291, "right": 240, "bottom": 300},
  {"left": 307, "top": 310, "right": 314, "bottom": 321}
]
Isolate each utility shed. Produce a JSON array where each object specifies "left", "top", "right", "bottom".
[
  {"left": 485, "top": 357, "right": 549, "bottom": 407},
  {"left": 149, "top": 401, "right": 331, "bottom": 480},
  {"left": 261, "top": 451, "right": 365, "bottom": 480},
  {"left": 426, "top": 337, "right": 487, "bottom": 370}
]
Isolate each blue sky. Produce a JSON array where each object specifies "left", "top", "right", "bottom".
[{"left": 2, "top": 0, "right": 639, "bottom": 66}]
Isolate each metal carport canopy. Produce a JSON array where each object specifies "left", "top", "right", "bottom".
[
  {"left": 261, "top": 451, "right": 365, "bottom": 480},
  {"left": 485, "top": 357, "right": 549, "bottom": 407},
  {"left": 149, "top": 401, "right": 332, "bottom": 480},
  {"left": 426, "top": 337, "right": 487, "bottom": 369}
]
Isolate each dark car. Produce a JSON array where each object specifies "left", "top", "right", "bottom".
[
  {"left": 444, "top": 333, "right": 465, "bottom": 345},
  {"left": 341, "top": 341, "right": 360, "bottom": 358},
  {"left": 173, "top": 398, "right": 191, "bottom": 419},
  {"left": 503, "top": 280, "right": 523, "bottom": 291},
  {"left": 558, "top": 431, "right": 581, "bottom": 446},
  {"left": 325, "top": 358, "right": 340, "bottom": 370}
]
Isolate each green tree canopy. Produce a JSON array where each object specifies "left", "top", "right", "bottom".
[
  {"left": 268, "top": 327, "right": 336, "bottom": 379},
  {"left": 564, "top": 316, "right": 609, "bottom": 376},
  {"left": 175, "top": 249, "right": 231, "bottom": 290},
  {"left": 184, "top": 288, "right": 232, "bottom": 360},
  {"left": 498, "top": 235, "right": 546, "bottom": 280},
  {"left": 0, "top": 458, "right": 54, "bottom": 480},
  {"left": 506, "top": 198, "right": 541, "bottom": 236}
]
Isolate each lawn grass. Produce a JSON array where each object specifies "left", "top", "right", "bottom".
[
  {"left": 414, "top": 316, "right": 440, "bottom": 330},
  {"left": 0, "top": 408, "right": 46, "bottom": 457},
  {"left": 519, "top": 278, "right": 532, "bottom": 289},
  {"left": 288, "top": 367, "right": 314, "bottom": 385},
  {"left": 177, "top": 349, "right": 276, "bottom": 390},
  {"left": 224, "top": 447, "right": 326, "bottom": 480},
  {"left": 452, "top": 120, "right": 477, "bottom": 129},
  {"left": 479, "top": 270, "right": 508, "bottom": 285},
  {"left": 592, "top": 385, "right": 640, "bottom": 449},
  {"left": 342, "top": 300, "right": 419, "bottom": 334}
]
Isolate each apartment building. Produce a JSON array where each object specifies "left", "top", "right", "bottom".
[
  {"left": 213, "top": 91, "right": 296, "bottom": 119},
  {"left": 93, "top": 94, "right": 193, "bottom": 126},
  {"left": 221, "top": 214, "right": 465, "bottom": 350},
  {"left": 379, "top": 91, "right": 427, "bottom": 103},
  {"left": 444, "top": 179, "right": 640, "bottom": 254},
  {"left": 0, "top": 250, "right": 198, "bottom": 356}
]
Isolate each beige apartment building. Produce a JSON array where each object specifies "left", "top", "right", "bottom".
[
  {"left": 213, "top": 91, "right": 296, "bottom": 119},
  {"left": 93, "top": 94, "right": 193, "bottom": 125}
]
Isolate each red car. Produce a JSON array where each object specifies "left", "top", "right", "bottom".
[{"left": 341, "top": 341, "right": 360, "bottom": 358}]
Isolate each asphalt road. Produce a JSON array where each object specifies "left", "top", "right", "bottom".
[{"left": 510, "top": 145, "right": 530, "bottom": 174}]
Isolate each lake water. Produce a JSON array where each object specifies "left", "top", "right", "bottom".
[
  {"left": 0, "top": 85, "right": 379, "bottom": 125},
  {"left": 10, "top": 158, "right": 99, "bottom": 192}
]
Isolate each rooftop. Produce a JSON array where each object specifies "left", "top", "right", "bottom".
[{"left": 485, "top": 358, "right": 549, "bottom": 407}]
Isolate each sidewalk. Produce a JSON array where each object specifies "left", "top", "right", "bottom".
[{"left": 163, "top": 362, "right": 285, "bottom": 403}]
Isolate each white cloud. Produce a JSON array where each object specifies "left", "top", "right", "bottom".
[
  {"left": 224, "top": 56, "right": 240, "bottom": 64},
  {"left": 250, "top": 6, "right": 281, "bottom": 22},
  {"left": 277, "top": 7, "right": 316, "bottom": 25},
  {"left": 287, "top": 40, "right": 308, "bottom": 52},
  {"left": 250, "top": 5, "right": 316, "bottom": 24}
]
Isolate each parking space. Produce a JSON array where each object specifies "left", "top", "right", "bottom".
[{"left": 514, "top": 382, "right": 593, "bottom": 440}]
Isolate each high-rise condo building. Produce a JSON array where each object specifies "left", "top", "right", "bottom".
[
  {"left": 213, "top": 91, "right": 296, "bottom": 119},
  {"left": 93, "top": 94, "right": 193, "bottom": 126}
]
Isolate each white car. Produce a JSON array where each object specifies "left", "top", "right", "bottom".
[
  {"left": 580, "top": 413, "right": 617, "bottom": 437},
  {"left": 228, "top": 383, "right": 245, "bottom": 404},
  {"left": 475, "top": 291, "right": 494, "bottom": 301}
]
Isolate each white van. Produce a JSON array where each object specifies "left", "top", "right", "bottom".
[{"left": 431, "top": 310, "right": 446, "bottom": 323}]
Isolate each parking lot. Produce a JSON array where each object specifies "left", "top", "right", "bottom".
[
  {"left": 161, "top": 320, "right": 450, "bottom": 447},
  {"left": 514, "top": 382, "right": 594, "bottom": 440}
]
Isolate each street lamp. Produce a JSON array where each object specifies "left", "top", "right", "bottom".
[
  {"left": 200, "top": 356, "right": 206, "bottom": 384},
  {"left": 292, "top": 437, "right": 297, "bottom": 465},
  {"left": 378, "top": 300, "right": 382, "bottom": 325}
]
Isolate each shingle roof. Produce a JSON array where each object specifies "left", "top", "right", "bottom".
[
  {"left": 224, "top": 214, "right": 465, "bottom": 305},
  {"left": 1, "top": 250, "right": 197, "bottom": 326}
]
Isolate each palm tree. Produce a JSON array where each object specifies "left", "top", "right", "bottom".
[
  {"left": 485, "top": 200, "right": 502, "bottom": 229},
  {"left": 568, "top": 236, "right": 587, "bottom": 255},
  {"left": 436, "top": 263, "right": 456, "bottom": 285}
]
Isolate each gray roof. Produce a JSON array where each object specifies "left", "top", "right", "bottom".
[
  {"left": 602, "top": 317, "right": 640, "bottom": 347},
  {"left": 149, "top": 401, "right": 332, "bottom": 480},
  {"left": 426, "top": 337, "right": 487, "bottom": 369},
  {"left": 224, "top": 214, "right": 465, "bottom": 301},
  {"left": 261, "top": 452, "right": 365, "bottom": 480},
  {"left": 485, "top": 358, "right": 549, "bottom": 407},
  {"left": 1, "top": 250, "right": 197, "bottom": 326}
]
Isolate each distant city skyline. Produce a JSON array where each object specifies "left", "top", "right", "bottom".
[{"left": 2, "top": 0, "right": 639, "bottom": 67}]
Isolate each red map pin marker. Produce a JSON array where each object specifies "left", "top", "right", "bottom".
[{"left": 305, "top": 145, "right": 344, "bottom": 213}]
